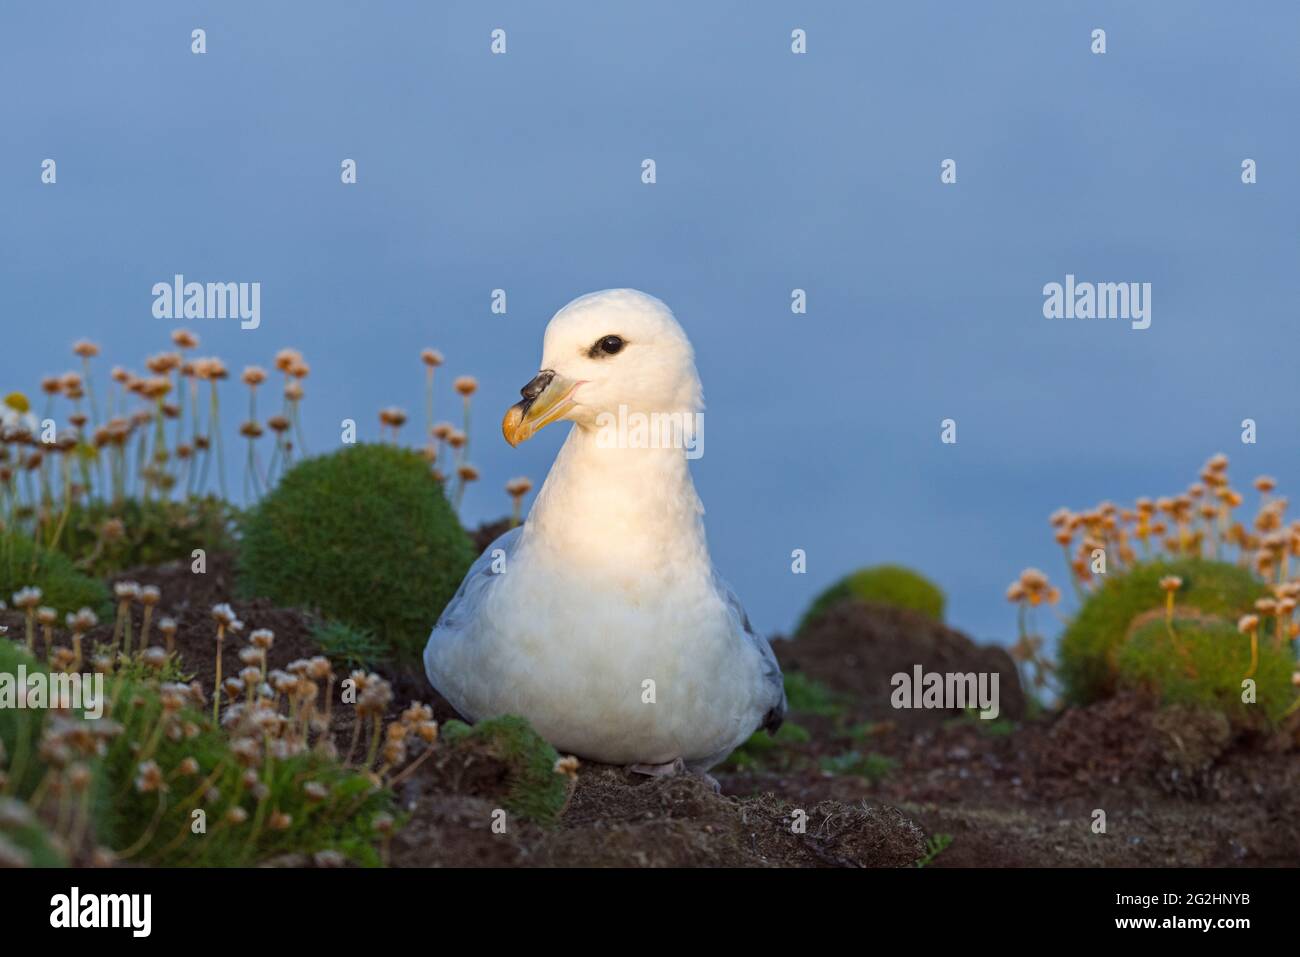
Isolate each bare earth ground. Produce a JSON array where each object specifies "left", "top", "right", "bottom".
[{"left": 7, "top": 552, "right": 1297, "bottom": 867}]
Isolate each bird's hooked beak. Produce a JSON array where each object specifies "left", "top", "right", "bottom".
[{"left": 502, "top": 370, "right": 582, "bottom": 447}]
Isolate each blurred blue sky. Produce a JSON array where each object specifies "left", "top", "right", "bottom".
[{"left": 2, "top": 1, "right": 1298, "bottom": 643}]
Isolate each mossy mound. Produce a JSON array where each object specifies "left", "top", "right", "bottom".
[
  {"left": 237, "top": 444, "right": 474, "bottom": 666},
  {"left": 1115, "top": 611, "right": 1296, "bottom": 726},
  {"left": 310, "top": 619, "right": 390, "bottom": 672},
  {"left": 437, "top": 716, "right": 569, "bottom": 827},
  {"left": 1058, "top": 558, "right": 1269, "bottom": 705},
  {"left": 799, "top": 564, "right": 945, "bottom": 632},
  {"left": 0, "top": 532, "right": 110, "bottom": 619}
]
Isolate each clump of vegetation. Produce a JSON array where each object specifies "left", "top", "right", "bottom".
[
  {"left": 0, "top": 641, "right": 55, "bottom": 799},
  {"left": 945, "top": 710, "right": 1018, "bottom": 737},
  {"left": 799, "top": 564, "right": 945, "bottom": 632},
  {"left": 439, "top": 716, "right": 570, "bottom": 826},
  {"left": 0, "top": 532, "right": 110, "bottom": 619},
  {"left": 782, "top": 671, "right": 846, "bottom": 718},
  {"left": 238, "top": 444, "right": 475, "bottom": 666},
  {"left": 1009, "top": 454, "right": 1300, "bottom": 723},
  {"left": 311, "top": 620, "right": 390, "bottom": 672},
  {"left": 1116, "top": 611, "right": 1295, "bottom": 725},
  {"left": 723, "top": 721, "right": 811, "bottom": 772},
  {"left": 1, "top": 580, "right": 453, "bottom": 867},
  {"left": 58, "top": 496, "right": 239, "bottom": 576},
  {"left": 0, "top": 801, "right": 67, "bottom": 867},
  {"left": 1057, "top": 559, "right": 1266, "bottom": 703},
  {"left": 96, "top": 674, "right": 398, "bottom": 867},
  {"left": 913, "top": 833, "right": 953, "bottom": 868}
]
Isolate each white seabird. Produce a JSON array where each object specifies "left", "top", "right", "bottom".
[{"left": 423, "top": 289, "right": 786, "bottom": 773}]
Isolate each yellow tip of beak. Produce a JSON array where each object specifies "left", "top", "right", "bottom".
[
  {"left": 502, "top": 405, "right": 529, "bottom": 447},
  {"left": 502, "top": 373, "right": 580, "bottom": 448}
]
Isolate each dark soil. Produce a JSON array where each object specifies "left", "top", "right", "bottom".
[
  {"left": 740, "top": 600, "right": 1300, "bottom": 867},
  {"left": 7, "top": 560, "right": 1298, "bottom": 867},
  {"left": 785, "top": 600, "right": 1028, "bottom": 725}
]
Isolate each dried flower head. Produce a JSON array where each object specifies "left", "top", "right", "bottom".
[
  {"left": 12, "top": 587, "right": 42, "bottom": 610},
  {"left": 505, "top": 476, "right": 533, "bottom": 497},
  {"left": 134, "top": 760, "right": 166, "bottom": 794},
  {"left": 379, "top": 407, "right": 408, "bottom": 429},
  {"left": 553, "top": 755, "right": 580, "bottom": 780}
]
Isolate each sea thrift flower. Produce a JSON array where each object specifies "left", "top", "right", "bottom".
[
  {"left": 35, "top": 607, "right": 56, "bottom": 659},
  {"left": 210, "top": 603, "right": 238, "bottom": 723},
  {"left": 379, "top": 406, "right": 408, "bottom": 442},
  {"left": 1159, "top": 576, "right": 1181, "bottom": 609},
  {"left": 12, "top": 587, "right": 42, "bottom": 653},
  {"left": 134, "top": 760, "right": 166, "bottom": 794},
  {"left": 158, "top": 617, "right": 177, "bottom": 655},
  {"left": 65, "top": 607, "right": 97, "bottom": 670},
  {"left": 138, "top": 584, "right": 161, "bottom": 646},
  {"left": 1238, "top": 614, "right": 1260, "bottom": 678},
  {"left": 112, "top": 580, "right": 140, "bottom": 654},
  {"left": 303, "top": 781, "right": 329, "bottom": 802},
  {"left": 505, "top": 476, "right": 533, "bottom": 527}
]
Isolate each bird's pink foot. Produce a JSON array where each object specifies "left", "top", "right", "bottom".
[{"left": 627, "top": 758, "right": 720, "bottom": 794}]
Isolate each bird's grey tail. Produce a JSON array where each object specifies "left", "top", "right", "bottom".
[{"left": 760, "top": 700, "right": 786, "bottom": 736}]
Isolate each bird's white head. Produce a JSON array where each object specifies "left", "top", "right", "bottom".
[{"left": 502, "top": 289, "right": 703, "bottom": 446}]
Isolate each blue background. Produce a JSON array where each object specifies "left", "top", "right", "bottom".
[{"left": 2, "top": 1, "right": 1297, "bottom": 643}]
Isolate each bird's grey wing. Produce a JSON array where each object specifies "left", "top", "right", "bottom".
[
  {"left": 713, "top": 570, "right": 787, "bottom": 735},
  {"left": 433, "top": 525, "right": 523, "bottom": 632}
]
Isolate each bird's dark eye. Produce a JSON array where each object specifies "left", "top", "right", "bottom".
[{"left": 590, "top": 335, "right": 625, "bottom": 357}]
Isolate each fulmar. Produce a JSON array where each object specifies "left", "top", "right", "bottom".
[{"left": 423, "top": 289, "right": 786, "bottom": 777}]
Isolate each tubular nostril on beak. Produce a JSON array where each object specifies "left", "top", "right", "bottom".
[{"left": 520, "top": 370, "right": 555, "bottom": 403}]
